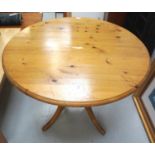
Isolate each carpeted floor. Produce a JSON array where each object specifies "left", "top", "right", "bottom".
[{"left": 0, "top": 80, "right": 149, "bottom": 143}]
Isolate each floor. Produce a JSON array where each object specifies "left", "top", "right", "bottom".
[{"left": 0, "top": 80, "right": 149, "bottom": 143}]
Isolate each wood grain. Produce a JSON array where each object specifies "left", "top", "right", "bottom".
[{"left": 2, "top": 18, "right": 150, "bottom": 107}]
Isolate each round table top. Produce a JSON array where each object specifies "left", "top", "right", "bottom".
[{"left": 3, "top": 17, "right": 150, "bottom": 107}]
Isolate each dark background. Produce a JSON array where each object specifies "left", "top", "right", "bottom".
[{"left": 107, "top": 12, "right": 155, "bottom": 56}]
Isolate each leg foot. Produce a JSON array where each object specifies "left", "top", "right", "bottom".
[
  {"left": 42, "top": 106, "right": 64, "bottom": 131},
  {"left": 85, "top": 107, "right": 105, "bottom": 135}
]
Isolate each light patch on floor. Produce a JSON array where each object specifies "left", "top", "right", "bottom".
[{"left": 0, "top": 80, "right": 149, "bottom": 143}]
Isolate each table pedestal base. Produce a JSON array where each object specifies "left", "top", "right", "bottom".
[{"left": 42, "top": 106, "right": 105, "bottom": 135}]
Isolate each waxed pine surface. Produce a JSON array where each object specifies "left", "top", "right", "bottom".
[{"left": 3, "top": 18, "right": 150, "bottom": 106}]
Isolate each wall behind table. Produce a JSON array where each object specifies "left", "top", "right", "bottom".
[{"left": 71, "top": 12, "right": 105, "bottom": 19}]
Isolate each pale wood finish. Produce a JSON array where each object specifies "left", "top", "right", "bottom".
[
  {"left": 3, "top": 18, "right": 150, "bottom": 107},
  {"left": 42, "top": 106, "right": 64, "bottom": 131},
  {"left": 133, "top": 60, "right": 155, "bottom": 143},
  {"left": 0, "top": 28, "right": 20, "bottom": 85},
  {"left": 85, "top": 107, "right": 105, "bottom": 135}
]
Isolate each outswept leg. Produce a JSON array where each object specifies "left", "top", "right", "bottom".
[
  {"left": 42, "top": 106, "right": 64, "bottom": 131},
  {"left": 42, "top": 106, "right": 105, "bottom": 135},
  {"left": 85, "top": 107, "right": 105, "bottom": 135}
]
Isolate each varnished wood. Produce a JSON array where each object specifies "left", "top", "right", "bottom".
[
  {"left": 42, "top": 106, "right": 64, "bottom": 131},
  {"left": 85, "top": 107, "right": 105, "bottom": 135},
  {"left": 0, "top": 28, "right": 20, "bottom": 85},
  {"left": 3, "top": 17, "right": 150, "bottom": 107},
  {"left": 133, "top": 60, "right": 155, "bottom": 143}
]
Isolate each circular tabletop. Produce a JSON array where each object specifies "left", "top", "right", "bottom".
[{"left": 3, "top": 17, "right": 150, "bottom": 107}]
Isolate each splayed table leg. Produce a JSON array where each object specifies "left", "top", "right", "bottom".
[
  {"left": 85, "top": 107, "right": 105, "bottom": 135},
  {"left": 42, "top": 106, "right": 64, "bottom": 131}
]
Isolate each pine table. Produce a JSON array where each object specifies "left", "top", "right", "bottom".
[{"left": 2, "top": 18, "right": 150, "bottom": 135}]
